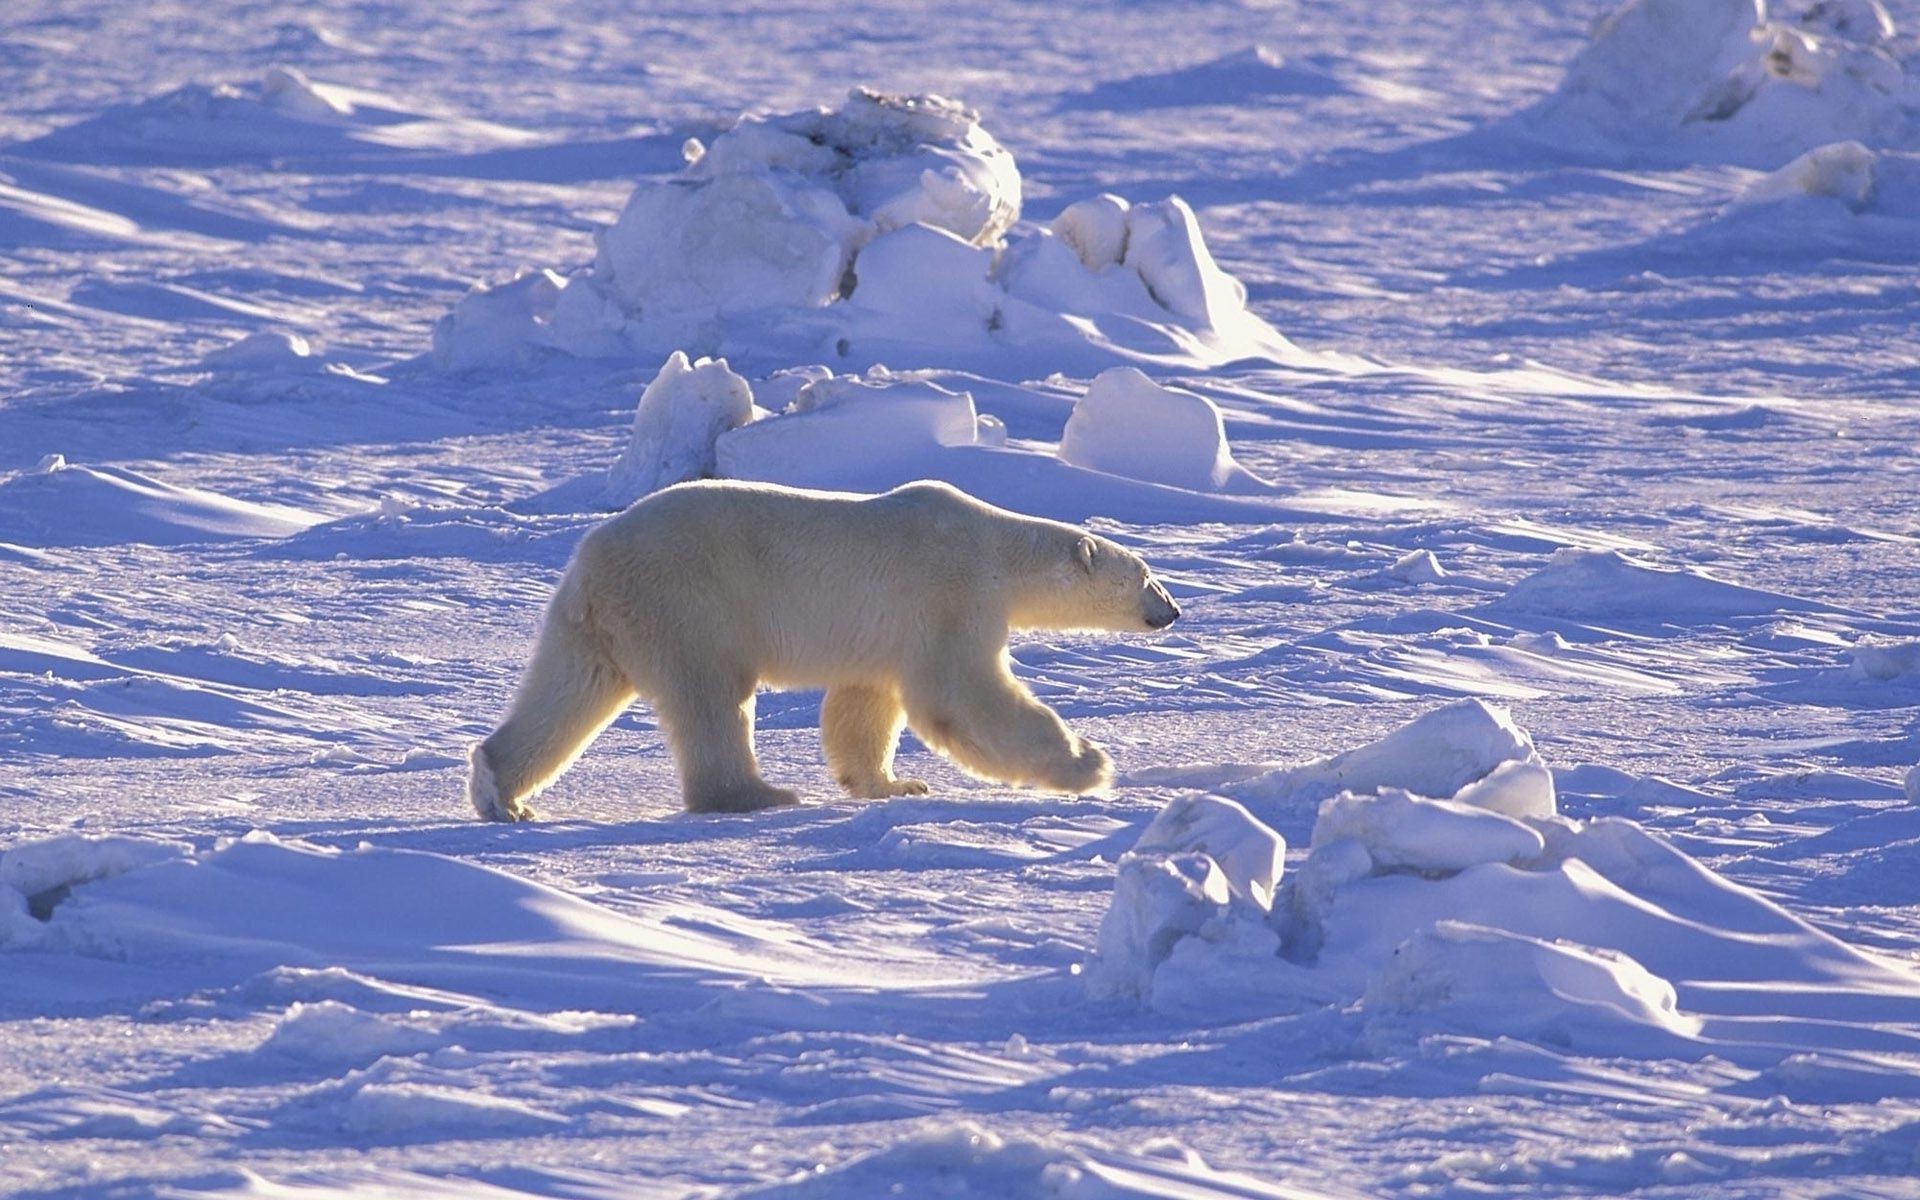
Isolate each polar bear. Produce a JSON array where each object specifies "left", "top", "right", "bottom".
[{"left": 468, "top": 479, "right": 1180, "bottom": 820}]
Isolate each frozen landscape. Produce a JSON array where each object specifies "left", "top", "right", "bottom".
[{"left": 5, "top": 0, "right": 1920, "bottom": 1195}]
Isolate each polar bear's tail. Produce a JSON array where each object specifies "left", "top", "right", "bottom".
[{"left": 469, "top": 576, "right": 637, "bottom": 821}]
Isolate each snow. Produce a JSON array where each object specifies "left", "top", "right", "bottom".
[
  {"left": 1059, "top": 367, "right": 1261, "bottom": 493},
  {"left": 433, "top": 90, "right": 1299, "bottom": 374},
  {"left": 604, "top": 351, "right": 760, "bottom": 504},
  {"left": 7, "top": 0, "right": 1920, "bottom": 1195},
  {"left": 1531, "top": 0, "right": 1918, "bottom": 165}
]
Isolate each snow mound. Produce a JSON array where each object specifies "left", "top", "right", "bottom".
[
  {"left": 604, "top": 351, "right": 761, "bottom": 504},
  {"left": 1531, "top": 0, "right": 1918, "bottom": 165},
  {"left": 1848, "top": 637, "right": 1920, "bottom": 681},
  {"left": 1223, "top": 698, "right": 1549, "bottom": 816},
  {"left": 0, "top": 455, "right": 325, "bottom": 547},
  {"left": 434, "top": 91, "right": 1297, "bottom": 373},
  {"left": 1065, "top": 45, "right": 1351, "bottom": 110},
  {"left": 1362, "top": 920, "right": 1705, "bottom": 1045},
  {"left": 1492, "top": 546, "right": 1823, "bottom": 620},
  {"left": 1058, "top": 367, "right": 1263, "bottom": 493},
  {"left": 0, "top": 834, "right": 191, "bottom": 946},
  {"left": 19, "top": 67, "right": 535, "bottom": 165},
  {"left": 1734, "top": 141, "right": 1920, "bottom": 215},
  {"left": 1087, "top": 706, "right": 1920, "bottom": 1076},
  {"left": 741, "top": 1120, "right": 1317, "bottom": 1199}
]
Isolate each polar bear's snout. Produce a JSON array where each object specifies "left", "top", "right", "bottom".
[{"left": 1144, "top": 579, "right": 1180, "bottom": 629}]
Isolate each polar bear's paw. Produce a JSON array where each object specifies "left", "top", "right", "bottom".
[
  {"left": 842, "top": 774, "right": 931, "bottom": 800},
  {"left": 468, "top": 744, "right": 535, "bottom": 823},
  {"left": 1051, "top": 741, "right": 1114, "bottom": 796},
  {"left": 687, "top": 781, "right": 802, "bottom": 814}
]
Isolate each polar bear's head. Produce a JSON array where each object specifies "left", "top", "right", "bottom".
[{"left": 1016, "top": 532, "right": 1180, "bottom": 633}]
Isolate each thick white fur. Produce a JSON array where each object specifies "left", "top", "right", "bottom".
[{"left": 469, "top": 479, "right": 1179, "bottom": 818}]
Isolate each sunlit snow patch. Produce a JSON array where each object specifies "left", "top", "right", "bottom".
[
  {"left": 1529, "top": 0, "right": 1918, "bottom": 165},
  {"left": 433, "top": 89, "right": 1299, "bottom": 373},
  {"left": 0, "top": 455, "right": 325, "bottom": 547}
]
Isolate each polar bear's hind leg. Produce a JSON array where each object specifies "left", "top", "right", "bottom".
[
  {"left": 823, "top": 682, "right": 928, "bottom": 799},
  {"left": 470, "top": 602, "right": 637, "bottom": 822},
  {"left": 653, "top": 668, "right": 799, "bottom": 813}
]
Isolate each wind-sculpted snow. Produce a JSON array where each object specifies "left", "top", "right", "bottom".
[{"left": 1090, "top": 704, "right": 1920, "bottom": 1081}]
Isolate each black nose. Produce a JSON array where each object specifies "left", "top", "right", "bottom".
[{"left": 1148, "top": 605, "right": 1180, "bottom": 629}]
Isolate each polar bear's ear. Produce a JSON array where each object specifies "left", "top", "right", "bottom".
[{"left": 1074, "top": 536, "right": 1097, "bottom": 575}]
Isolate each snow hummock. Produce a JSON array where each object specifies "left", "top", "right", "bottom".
[
  {"left": 1531, "top": 0, "right": 1918, "bottom": 165},
  {"left": 1847, "top": 637, "right": 1920, "bottom": 681},
  {"left": 433, "top": 90, "right": 1298, "bottom": 373},
  {"left": 1089, "top": 704, "right": 1920, "bottom": 1065},
  {"left": 1058, "top": 367, "right": 1263, "bottom": 493},
  {"left": 604, "top": 351, "right": 760, "bottom": 505}
]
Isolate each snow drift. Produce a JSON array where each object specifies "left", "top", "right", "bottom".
[
  {"left": 433, "top": 89, "right": 1297, "bottom": 373},
  {"left": 0, "top": 455, "right": 325, "bottom": 547}
]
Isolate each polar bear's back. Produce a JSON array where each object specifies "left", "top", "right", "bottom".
[{"left": 569, "top": 480, "right": 1007, "bottom": 688}]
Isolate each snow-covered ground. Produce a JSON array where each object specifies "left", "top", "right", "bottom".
[{"left": 5, "top": 0, "right": 1920, "bottom": 1195}]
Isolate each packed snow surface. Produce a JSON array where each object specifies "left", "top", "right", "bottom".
[{"left": 5, "top": 0, "right": 1920, "bottom": 1197}]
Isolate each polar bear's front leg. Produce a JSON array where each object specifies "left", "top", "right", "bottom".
[
  {"left": 656, "top": 673, "right": 800, "bottom": 814},
  {"left": 903, "top": 656, "right": 1113, "bottom": 795},
  {"left": 822, "top": 683, "right": 929, "bottom": 799}
]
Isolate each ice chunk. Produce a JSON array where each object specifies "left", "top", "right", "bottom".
[
  {"left": 1452, "top": 757, "right": 1558, "bottom": 821},
  {"left": 587, "top": 88, "right": 1016, "bottom": 325},
  {"left": 1534, "top": 0, "right": 1914, "bottom": 165},
  {"left": 435, "top": 90, "right": 1296, "bottom": 374},
  {"left": 1311, "top": 788, "right": 1547, "bottom": 874},
  {"left": 844, "top": 222, "right": 1000, "bottom": 329},
  {"left": 1228, "top": 698, "right": 1541, "bottom": 810},
  {"left": 1088, "top": 851, "right": 1235, "bottom": 1001},
  {"left": 1385, "top": 549, "right": 1447, "bottom": 583},
  {"left": 1052, "top": 193, "right": 1131, "bottom": 271},
  {"left": 1058, "top": 367, "right": 1254, "bottom": 492},
  {"left": 715, "top": 372, "right": 979, "bottom": 491},
  {"left": 1122, "top": 197, "right": 1250, "bottom": 328},
  {"left": 1846, "top": 637, "right": 1920, "bottom": 681},
  {"left": 1134, "top": 793, "right": 1285, "bottom": 909},
  {"left": 604, "top": 351, "right": 760, "bottom": 504}
]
